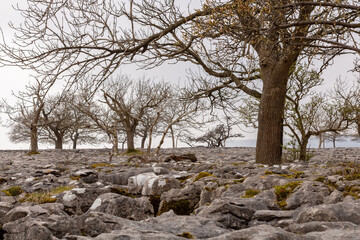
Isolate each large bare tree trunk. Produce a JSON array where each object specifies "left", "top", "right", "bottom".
[
  {"left": 112, "top": 133, "right": 119, "bottom": 154},
  {"left": 256, "top": 64, "right": 289, "bottom": 165},
  {"left": 299, "top": 136, "right": 310, "bottom": 161},
  {"left": 126, "top": 129, "right": 136, "bottom": 151},
  {"left": 55, "top": 136, "right": 63, "bottom": 149},
  {"left": 30, "top": 124, "right": 38, "bottom": 152}
]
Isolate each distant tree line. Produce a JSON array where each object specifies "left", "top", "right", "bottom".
[{"left": 1, "top": 75, "right": 244, "bottom": 153}]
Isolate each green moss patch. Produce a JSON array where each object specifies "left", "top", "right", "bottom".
[
  {"left": 2, "top": 186, "right": 23, "bottom": 196},
  {"left": 265, "top": 170, "right": 304, "bottom": 179},
  {"left": 177, "top": 232, "right": 194, "bottom": 239},
  {"left": 123, "top": 149, "right": 144, "bottom": 155},
  {"left": 242, "top": 189, "right": 260, "bottom": 198},
  {"left": 333, "top": 166, "right": 360, "bottom": 181},
  {"left": 274, "top": 181, "right": 303, "bottom": 209},
  {"left": 315, "top": 176, "right": 325, "bottom": 182},
  {"left": 91, "top": 163, "right": 115, "bottom": 168},
  {"left": 194, "top": 172, "right": 216, "bottom": 182},
  {"left": 110, "top": 187, "right": 135, "bottom": 198},
  {"left": 178, "top": 176, "right": 192, "bottom": 183},
  {"left": 343, "top": 186, "right": 360, "bottom": 199},
  {"left": 158, "top": 199, "right": 193, "bottom": 216},
  {"left": 234, "top": 178, "right": 246, "bottom": 184}
]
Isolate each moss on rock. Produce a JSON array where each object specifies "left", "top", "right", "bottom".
[
  {"left": 2, "top": 186, "right": 23, "bottom": 196},
  {"left": 274, "top": 181, "right": 302, "bottom": 209},
  {"left": 194, "top": 172, "right": 216, "bottom": 182},
  {"left": 177, "top": 232, "right": 195, "bottom": 239}
]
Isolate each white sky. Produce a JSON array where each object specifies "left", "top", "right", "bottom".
[{"left": 0, "top": 1, "right": 357, "bottom": 150}]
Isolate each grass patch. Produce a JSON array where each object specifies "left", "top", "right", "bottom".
[
  {"left": 264, "top": 170, "right": 304, "bottom": 179},
  {"left": 242, "top": 189, "right": 260, "bottom": 198},
  {"left": 90, "top": 163, "right": 115, "bottom": 168},
  {"left": 122, "top": 149, "right": 144, "bottom": 156},
  {"left": 25, "top": 151, "right": 40, "bottom": 156},
  {"left": 2, "top": 186, "right": 23, "bottom": 196},
  {"left": 194, "top": 172, "right": 216, "bottom": 182},
  {"left": 315, "top": 176, "right": 326, "bottom": 182},
  {"left": 20, "top": 186, "right": 74, "bottom": 204},
  {"left": 343, "top": 186, "right": 360, "bottom": 199},
  {"left": 234, "top": 178, "right": 246, "bottom": 184},
  {"left": 332, "top": 166, "right": 360, "bottom": 181},
  {"left": 70, "top": 176, "right": 81, "bottom": 181},
  {"left": 274, "top": 181, "right": 303, "bottom": 209}
]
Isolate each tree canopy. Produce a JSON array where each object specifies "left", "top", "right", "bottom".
[{"left": 1, "top": 0, "right": 360, "bottom": 164}]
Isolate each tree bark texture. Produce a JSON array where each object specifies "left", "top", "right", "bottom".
[
  {"left": 299, "top": 136, "right": 310, "bottom": 161},
  {"left": 30, "top": 125, "right": 38, "bottom": 153},
  {"left": 55, "top": 135, "right": 63, "bottom": 149},
  {"left": 126, "top": 129, "right": 136, "bottom": 151},
  {"left": 256, "top": 62, "right": 290, "bottom": 164}
]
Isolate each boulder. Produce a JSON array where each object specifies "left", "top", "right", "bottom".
[
  {"left": 98, "top": 168, "right": 153, "bottom": 185},
  {"left": 158, "top": 183, "right": 202, "bottom": 215},
  {"left": 196, "top": 198, "right": 256, "bottom": 230},
  {"left": 88, "top": 193, "right": 154, "bottom": 220},
  {"left": 207, "top": 224, "right": 301, "bottom": 240},
  {"left": 58, "top": 187, "right": 105, "bottom": 215},
  {"left": 2, "top": 203, "right": 80, "bottom": 239},
  {"left": 141, "top": 175, "right": 182, "bottom": 196},
  {"left": 304, "top": 229, "right": 360, "bottom": 240},
  {"left": 286, "top": 221, "right": 359, "bottom": 235},
  {"left": 285, "top": 181, "right": 331, "bottom": 209},
  {"left": 296, "top": 201, "right": 360, "bottom": 224}
]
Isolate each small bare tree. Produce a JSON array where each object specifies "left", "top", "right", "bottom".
[
  {"left": 101, "top": 76, "right": 170, "bottom": 152},
  {"left": 188, "top": 123, "right": 243, "bottom": 148},
  {"left": 3, "top": 79, "right": 54, "bottom": 153},
  {"left": 73, "top": 91, "right": 124, "bottom": 154}
]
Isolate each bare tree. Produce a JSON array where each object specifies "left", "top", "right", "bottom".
[
  {"left": 154, "top": 89, "right": 211, "bottom": 154},
  {"left": 3, "top": 79, "right": 54, "bottom": 153},
  {"left": 188, "top": 123, "right": 243, "bottom": 148},
  {"left": 101, "top": 76, "right": 170, "bottom": 152},
  {"left": 73, "top": 91, "right": 124, "bottom": 154},
  {"left": 1, "top": 1, "right": 360, "bottom": 164}
]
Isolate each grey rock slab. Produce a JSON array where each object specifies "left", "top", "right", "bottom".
[
  {"left": 159, "top": 183, "right": 202, "bottom": 215},
  {"left": 304, "top": 229, "right": 360, "bottom": 240},
  {"left": 207, "top": 224, "right": 302, "bottom": 240},
  {"left": 146, "top": 215, "right": 230, "bottom": 238},
  {"left": 88, "top": 193, "right": 154, "bottom": 220},
  {"left": 0, "top": 202, "right": 14, "bottom": 218},
  {"left": 296, "top": 200, "right": 360, "bottom": 224},
  {"left": 285, "top": 181, "right": 331, "bottom": 210},
  {"left": 2, "top": 203, "right": 80, "bottom": 239},
  {"left": 90, "top": 230, "right": 183, "bottom": 240},
  {"left": 141, "top": 175, "right": 181, "bottom": 196},
  {"left": 286, "top": 221, "right": 359, "bottom": 235},
  {"left": 323, "top": 189, "right": 344, "bottom": 204},
  {"left": 253, "top": 210, "right": 295, "bottom": 221},
  {"left": 196, "top": 198, "right": 256, "bottom": 230},
  {"left": 58, "top": 187, "right": 106, "bottom": 215},
  {"left": 98, "top": 168, "right": 153, "bottom": 185}
]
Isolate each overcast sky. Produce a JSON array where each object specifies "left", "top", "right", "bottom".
[{"left": 0, "top": 1, "right": 357, "bottom": 150}]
